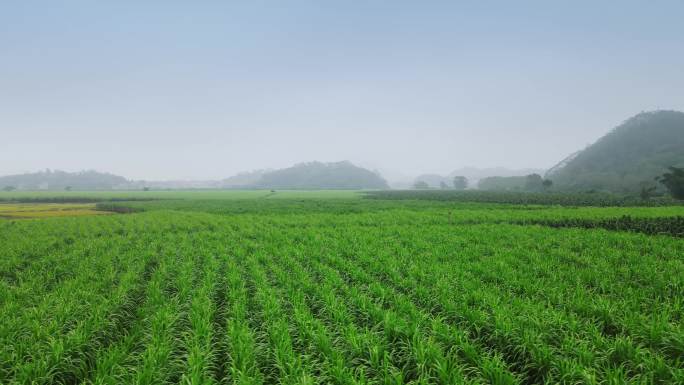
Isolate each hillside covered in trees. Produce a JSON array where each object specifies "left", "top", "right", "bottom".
[
  {"left": 547, "top": 110, "right": 684, "bottom": 193},
  {"left": 242, "top": 161, "right": 389, "bottom": 190},
  {"left": 0, "top": 170, "right": 128, "bottom": 191}
]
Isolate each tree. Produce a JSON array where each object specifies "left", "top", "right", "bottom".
[
  {"left": 524, "top": 174, "right": 544, "bottom": 192},
  {"left": 64, "top": 186, "right": 72, "bottom": 191},
  {"left": 143, "top": 187, "right": 150, "bottom": 191},
  {"left": 2, "top": 186, "right": 16, "bottom": 192},
  {"left": 656, "top": 166, "right": 684, "bottom": 200},
  {"left": 639, "top": 183, "right": 657, "bottom": 200},
  {"left": 439, "top": 181, "right": 449, "bottom": 189},
  {"left": 413, "top": 181, "right": 429, "bottom": 189},
  {"left": 542, "top": 179, "right": 553, "bottom": 190},
  {"left": 452, "top": 176, "right": 468, "bottom": 190}
]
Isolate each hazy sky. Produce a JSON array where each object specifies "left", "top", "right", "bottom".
[{"left": 2, "top": 1, "right": 683, "bottom": 180}]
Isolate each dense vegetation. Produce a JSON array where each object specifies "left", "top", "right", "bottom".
[
  {"left": 1, "top": 192, "right": 683, "bottom": 384},
  {"left": 477, "top": 175, "right": 528, "bottom": 191},
  {"left": 413, "top": 174, "right": 452, "bottom": 189},
  {"left": 512, "top": 215, "right": 684, "bottom": 237},
  {"left": 0, "top": 170, "right": 128, "bottom": 191},
  {"left": 547, "top": 110, "right": 684, "bottom": 193},
  {"left": 407, "top": 168, "right": 544, "bottom": 191},
  {"left": 657, "top": 166, "right": 684, "bottom": 200},
  {"left": 364, "top": 190, "right": 681, "bottom": 207},
  {"left": 476, "top": 174, "right": 550, "bottom": 192}
]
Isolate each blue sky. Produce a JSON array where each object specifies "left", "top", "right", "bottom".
[{"left": 1, "top": 1, "right": 683, "bottom": 180}]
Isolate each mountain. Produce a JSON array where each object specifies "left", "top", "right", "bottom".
[
  {"left": 547, "top": 110, "right": 684, "bottom": 193},
  {"left": 0, "top": 170, "right": 128, "bottom": 191},
  {"left": 243, "top": 161, "right": 388, "bottom": 190}
]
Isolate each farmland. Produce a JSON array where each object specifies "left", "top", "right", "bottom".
[{"left": 1, "top": 191, "right": 683, "bottom": 384}]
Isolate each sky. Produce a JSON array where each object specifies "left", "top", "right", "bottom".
[{"left": 1, "top": 1, "right": 683, "bottom": 181}]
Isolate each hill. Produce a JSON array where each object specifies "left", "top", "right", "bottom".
[
  {"left": 245, "top": 161, "right": 389, "bottom": 190},
  {"left": 0, "top": 170, "right": 128, "bottom": 191},
  {"left": 547, "top": 110, "right": 684, "bottom": 193}
]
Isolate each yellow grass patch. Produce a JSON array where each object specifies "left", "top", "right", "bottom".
[{"left": 0, "top": 203, "right": 111, "bottom": 219}]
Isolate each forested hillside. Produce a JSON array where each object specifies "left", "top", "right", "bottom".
[
  {"left": 250, "top": 161, "right": 389, "bottom": 190},
  {"left": 547, "top": 110, "right": 684, "bottom": 193}
]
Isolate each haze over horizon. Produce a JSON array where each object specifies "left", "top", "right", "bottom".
[{"left": 2, "top": 1, "right": 683, "bottom": 180}]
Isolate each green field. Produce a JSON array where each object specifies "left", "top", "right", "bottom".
[{"left": 1, "top": 191, "right": 683, "bottom": 384}]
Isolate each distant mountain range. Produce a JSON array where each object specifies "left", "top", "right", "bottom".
[
  {"left": 0, "top": 161, "right": 389, "bottom": 191},
  {"left": 0, "top": 164, "right": 552, "bottom": 192},
  {"left": 0, "top": 170, "right": 228, "bottom": 191},
  {"left": 3, "top": 111, "right": 682, "bottom": 194}
]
